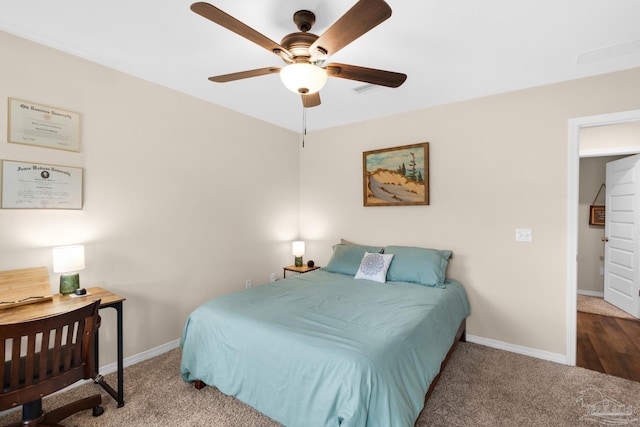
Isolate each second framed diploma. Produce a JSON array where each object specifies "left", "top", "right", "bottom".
[{"left": 1, "top": 160, "right": 83, "bottom": 209}]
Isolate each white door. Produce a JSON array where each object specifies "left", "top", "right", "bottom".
[{"left": 604, "top": 154, "right": 640, "bottom": 318}]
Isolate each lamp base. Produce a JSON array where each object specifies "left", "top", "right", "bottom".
[
  {"left": 60, "top": 273, "right": 80, "bottom": 295},
  {"left": 294, "top": 256, "right": 303, "bottom": 267}
]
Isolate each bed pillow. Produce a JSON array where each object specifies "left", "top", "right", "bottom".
[
  {"left": 340, "top": 238, "right": 359, "bottom": 245},
  {"left": 385, "top": 245, "right": 452, "bottom": 287},
  {"left": 325, "top": 243, "right": 384, "bottom": 276},
  {"left": 339, "top": 238, "right": 386, "bottom": 249},
  {"left": 354, "top": 252, "right": 395, "bottom": 283}
]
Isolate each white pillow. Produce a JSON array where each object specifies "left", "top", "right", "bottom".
[{"left": 354, "top": 252, "right": 395, "bottom": 283}]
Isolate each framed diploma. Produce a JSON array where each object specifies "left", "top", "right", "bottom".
[
  {"left": 8, "top": 98, "right": 81, "bottom": 152},
  {"left": 1, "top": 160, "right": 83, "bottom": 209}
]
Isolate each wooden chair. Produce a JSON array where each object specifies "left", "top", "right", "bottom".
[{"left": 1, "top": 300, "right": 104, "bottom": 426}]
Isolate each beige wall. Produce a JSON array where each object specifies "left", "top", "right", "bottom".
[
  {"left": 3, "top": 28, "right": 640, "bottom": 361},
  {"left": 299, "top": 67, "right": 640, "bottom": 355},
  {"left": 0, "top": 31, "right": 300, "bottom": 364}
]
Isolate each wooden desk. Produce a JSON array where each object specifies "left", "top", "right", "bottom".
[{"left": 1, "top": 287, "right": 126, "bottom": 407}]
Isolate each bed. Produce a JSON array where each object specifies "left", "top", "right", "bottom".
[{"left": 180, "top": 244, "right": 470, "bottom": 427}]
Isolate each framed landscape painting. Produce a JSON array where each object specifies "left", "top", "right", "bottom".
[{"left": 363, "top": 142, "right": 429, "bottom": 207}]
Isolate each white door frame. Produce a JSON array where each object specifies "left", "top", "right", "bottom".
[{"left": 567, "top": 109, "right": 640, "bottom": 365}]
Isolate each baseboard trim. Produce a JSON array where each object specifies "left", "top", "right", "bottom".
[
  {"left": 98, "top": 338, "right": 181, "bottom": 375},
  {"left": 2, "top": 335, "right": 567, "bottom": 418},
  {"left": 119, "top": 335, "right": 569, "bottom": 370},
  {"left": 130, "top": 336, "right": 570, "bottom": 370},
  {"left": 116, "top": 336, "right": 569, "bottom": 372},
  {"left": 577, "top": 289, "right": 604, "bottom": 297},
  {"left": 466, "top": 334, "right": 567, "bottom": 365}
]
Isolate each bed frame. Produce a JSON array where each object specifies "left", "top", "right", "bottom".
[
  {"left": 422, "top": 318, "right": 466, "bottom": 405},
  {"left": 192, "top": 318, "right": 467, "bottom": 423}
]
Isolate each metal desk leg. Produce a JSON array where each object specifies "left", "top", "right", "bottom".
[{"left": 95, "top": 301, "right": 125, "bottom": 407}]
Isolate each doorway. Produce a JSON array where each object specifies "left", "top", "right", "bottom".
[
  {"left": 576, "top": 154, "right": 640, "bottom": 381},
  {"left": 567, "top": 109, "right": 640, "bottom": 366}
]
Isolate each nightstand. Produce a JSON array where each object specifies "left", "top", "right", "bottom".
[{"left": 283, "top": 264, "right": 320, "bottom": 278}]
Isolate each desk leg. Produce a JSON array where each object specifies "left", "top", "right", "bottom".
[{"left": 95, "top": 301, "right": 125, "bottom": 407}]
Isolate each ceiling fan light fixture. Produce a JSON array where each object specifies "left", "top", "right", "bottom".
[{"left": 280, "top": 63, "right": 327, "bottom": 95}]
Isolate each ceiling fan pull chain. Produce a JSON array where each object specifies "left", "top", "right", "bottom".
[{"left": 302, "top": 107, "right": 307, "bottom": 148}]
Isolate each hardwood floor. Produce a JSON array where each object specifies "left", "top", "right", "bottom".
[{"left": 577, "top": 310, "right": 640, "bottom": 382}]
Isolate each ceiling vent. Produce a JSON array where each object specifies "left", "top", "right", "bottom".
[
  {"left": 352, "top": 83, "right": 383, "bottom": 95},
  {"left": 577, "top": 39, "right": 640, "bottom": 65}
]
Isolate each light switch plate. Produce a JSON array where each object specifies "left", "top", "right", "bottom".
[{"left": 515, "top": 228, "right": 533, "bottom": 242}]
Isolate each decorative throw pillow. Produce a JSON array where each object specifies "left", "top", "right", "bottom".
[{"left": 354, "top": 252, "right": 395, "bottom": 283}]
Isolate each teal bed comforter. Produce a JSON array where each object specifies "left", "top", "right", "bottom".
[{"left": 180, "top": 270, "right": 470, "bottom": 427}]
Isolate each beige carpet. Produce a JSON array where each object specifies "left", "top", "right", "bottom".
[
  {"left": 2, "top": 343, "right": 640, "bottom": 426},
  {"left": 577, "top": 294, "right": 638, "bottom": 320}
]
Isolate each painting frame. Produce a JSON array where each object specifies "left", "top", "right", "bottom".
[
  {"left": 589, "top": 205, "right": 605, "bottom": 226},
  {"left": 363, "top": 142, "right": 429, "bottom": 207}
]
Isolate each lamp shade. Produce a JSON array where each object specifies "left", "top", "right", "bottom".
[
  {"left": 52, "top": 245, "right": 85, "bottom": 273},
  {"left": 280, "top": 63, "right": 327, "bottom": 94},
  {"left": 292, "top": 241, "right": 306, "bottom": 257}
]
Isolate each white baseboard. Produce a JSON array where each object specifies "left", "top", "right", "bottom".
[
  {"left": 466, "top": 334, "right": 567, "bottom": 365},
  {"left": 112, "top": 336, "right": 569, "bottom": 372},
  {"left": 109, "top": 336, "right": 571, "bottom": 374},
  {"left": 3, "top": 336, "right": 567, "bottom": 418},
  {"left": 577, "top": 289, "right": 604, "bottom": 297},
  {"left": 111, "top": 336, "right": 572, "bottom": 374},
  {"left": 98, "top": 338, "right": 181, "bottom": 375}
]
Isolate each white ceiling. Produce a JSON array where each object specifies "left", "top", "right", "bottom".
[{"left": 1, "top": 1, "right": 640, "bottom": 132}]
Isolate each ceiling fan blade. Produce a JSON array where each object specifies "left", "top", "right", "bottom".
[
  {"left": 302, "top": 92, "right": 321, "bottom": 108},
  {"left": 191, "top": 2, "right": 292, "bottom": 60},
  {"left": 209, "top": 67, "right": 281, "bottom": 83},
  {"left": 326, "top": 63, "right": 406, "bottom": 88},
  {"left": 309, "top": 0, "right": 391, "bottom": 58}
]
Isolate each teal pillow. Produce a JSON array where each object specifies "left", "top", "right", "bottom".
[
  {"left": 385, "top": 245, "right": 452, "bottom": 287},
  {"left": 325, "top": 244, "right": 384, "bottom": 276}
]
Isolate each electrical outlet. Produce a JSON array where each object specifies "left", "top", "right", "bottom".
[
  {"left": 270, "top": 273, "right": 277, "bottom": 282},
  {"left": 515, "top": 228, "right": 533, "bottom": 242},
  {"left": 245, "top": 279, "right": 252, "bottom": 289}
]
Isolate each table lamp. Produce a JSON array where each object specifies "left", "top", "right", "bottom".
[
  {"left": 292, "top": 241, "right": 305, "bottom": 267},
  {"left": 52, "top": 245, "right": 85, "bottom": 295}
]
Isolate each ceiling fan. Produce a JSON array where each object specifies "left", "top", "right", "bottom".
[{"left": 191, "top": 0, "right": 407, "bottom": 108}]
